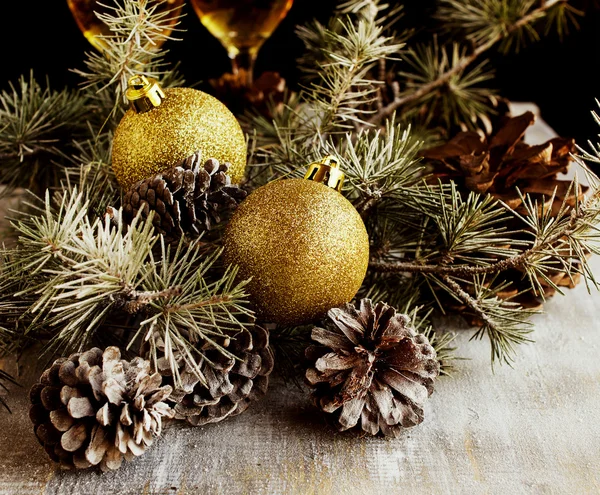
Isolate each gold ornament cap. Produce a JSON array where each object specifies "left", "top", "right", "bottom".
[
  {"left": 125, "top": 75, "right": 166, "bottom": 113},
  {"left": 304, "top": 155, "right": 345, "bottom": 192}
]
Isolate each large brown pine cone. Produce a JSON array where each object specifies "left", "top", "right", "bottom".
[
  {"left": 117, "top": 153, "right": 247, "bottom": 243},
  {"left": 154, "top": 326, "right": 274, "bottom": 426},
  {"left": 420, "top": 111, "right": 583, "bottom": 216},
  {"left": 29, "top": 347, "right": 173, "bottom": 471},
  {"left": 306, "top": 299, "right": 440, "bottom": 438},
  {"left": 420, "top": 111, "right": 587, "bottom": 310}
]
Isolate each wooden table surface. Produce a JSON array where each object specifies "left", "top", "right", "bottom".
[{"left": 1, "top": 106, "right": 600, "bottom": 494}]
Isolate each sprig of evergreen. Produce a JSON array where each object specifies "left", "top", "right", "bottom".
[
  {"left": 368, "top": 0, "right": 578, "bottom": 129},
  {"left": 0, "top": 73, "right": 92, "bottom": 196},
  {"left": 3, "top": 190, "right": 253, "bottom": 387}
]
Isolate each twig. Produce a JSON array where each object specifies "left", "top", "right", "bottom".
[
  {"left": 367, "top": 0, "right": 562, "bottom": 125},
  {"left": 119, "top": 286, "right": 183, "bottom": 313},
  {"left": 441, "top": 274, "right": 492, "bottom": 326},
  {"left": 0, "top": 147, "right": 46, "bottom": 161},
  {"left": 356, "top": 196, "right": 379, "bottom": 219}
]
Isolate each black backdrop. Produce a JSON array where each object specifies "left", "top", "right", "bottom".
[{"left": 3, "top": 1, "right": 600, "bottom": 146}]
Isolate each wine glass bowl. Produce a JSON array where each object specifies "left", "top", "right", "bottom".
[
  {"left": 66, "top": 0, "right": 184, "bottom": 51},
  {"left": 190, "top": 0, "right": 294, "bottom": 85}
]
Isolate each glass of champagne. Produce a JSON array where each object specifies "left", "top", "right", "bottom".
[
  {"left": 67, "top": 0, "right": 184, "bottom": 51},
  {"left": 190, "top": 0, "right": 294, "bottom": 86}
]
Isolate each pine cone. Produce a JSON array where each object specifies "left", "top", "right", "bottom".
[
  {"left": 154, "top": 326, "right": 274, "bottom": 426},
  {"left": 420, "top": 111, "right": 583, "bottom": 216},
  {"left": 305, "top": 299, "right": 440, "bottom": 438},
  {"left": 420, "top": 111, "right": 587, "bottom": 311},
  {"left": 28, "top": 347, "right": 173, "bottom": 471},
  {"left": 117, "top": 153, "right": 247, "bottom": 243}
]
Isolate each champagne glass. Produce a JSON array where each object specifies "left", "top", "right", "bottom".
[
  {"left": 67, "top": 0, "right": 184, "bottom": 51},
  {"left": 190, "top": 0, "right": 294, "bottom": 86}
]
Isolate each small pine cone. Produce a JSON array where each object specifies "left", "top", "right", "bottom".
[
  {"left": 155, "top": 326, "right": 274, "bottom": 426},
  {"left": 29, "top": 347, "right": 173, "bottom": 471},
  {"left": 119, "top": 153, "right": 247, "bottom": 243},
  {"left": 306, "top": 299, "right": 440, "bottom": 438}
]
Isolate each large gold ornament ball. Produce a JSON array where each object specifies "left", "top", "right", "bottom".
[
  {"left": 112, "top": 88, "right": 246, "bottom": 189},
  {"left": 223, "top": 179, "right": 370, "bottom": 325}
]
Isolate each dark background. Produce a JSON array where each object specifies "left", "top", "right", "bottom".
[{"left": 3, "top": 1, "right": 600, "bottom": 146}]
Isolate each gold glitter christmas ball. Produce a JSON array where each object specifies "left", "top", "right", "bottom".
[
  {"left": 112, "top": 76, "right": 246, "bottom": 189},
  {"left": 223, "top": 158, "right": 369, "bottom": 325}
]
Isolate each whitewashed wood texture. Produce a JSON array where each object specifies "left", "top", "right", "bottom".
[{"left": 1, "top": 106, "right": 599, "bottom": 494}]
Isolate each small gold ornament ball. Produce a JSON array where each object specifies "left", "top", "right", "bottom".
[
  {"left": 223, "top": 178, "right": 370, "bottom": 325},
  {"left": 112, "top": 87, "right": 246, "bottom": 189}
]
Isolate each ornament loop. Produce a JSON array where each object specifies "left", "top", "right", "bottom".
[
  {"left": 304, "top": 156, "right": 345, "bottom": 192},
  {"left": 126, "top": 75, "right": 165, "bottom": 113}
]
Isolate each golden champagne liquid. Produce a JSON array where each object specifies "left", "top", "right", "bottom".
[
  {"left": 67, "top": 0, "right": 184, "bottom": 51},
  {"left": 190, "top": 0, "right": 294, "bottom": 57}
]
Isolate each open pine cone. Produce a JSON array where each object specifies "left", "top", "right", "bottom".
[
  {"left": 29, "top": 347, "right": 173, "bottom": 471},
  {"left": 154, "top": 326, "right": 274, "bottom": 426},
  {"left": 114, "top": 153, "right": 247, "bottom": 243},
  {"left": 421, "top": 111, "right": 583, "bottom": 217},
  {"left": 306, "top": 299, "right": 440, "bottom": 438},
  {"left": 421, "top": 111, "right": 588, "bottom": 311}
]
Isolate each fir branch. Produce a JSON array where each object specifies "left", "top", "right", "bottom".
[
  {"left": 17, "top": 202, "right": 157, "bottom": 356},
  {"left": 296, "top": 1, "right": 404, "bottom": 133},
  {"left": 371, "top": 179, "right": 600, "bottom": 289},
  {"left": 335, "top": 117, "right": 424, "bottom": 202},
  {"left": 396, "top": 40, "right": 497, "bottom": 133},
  {"left": 368, "top": 0, "right": 571, "bottom": 126},
  {"left": 59, "top": 132, "right": 120, "bottom": 219}
]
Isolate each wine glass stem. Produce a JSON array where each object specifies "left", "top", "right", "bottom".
[{"left": 230, "top": 49, "right": 257, "bottom": 87}]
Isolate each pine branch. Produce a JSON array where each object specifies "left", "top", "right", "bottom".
[
  {"left": 440, "top": 274, "right": 534, "bottom": 365},
  {"left": 368, "top": 0, "right": 570, "bottom": 126},
  {"left": 335, "top": 117, "right": 424, "bottom": 201},
  {"left": 0, "top": 72, "right": 92, "bottom": 196},
  {"left": 395, "top": 39, "right": 497, "bottom": 133},
  {"left": 59, "top": 131, "right": 120, "bottom": 219},
  {"left": 295, "top": 1, "right": 403, "bottom": 133},
  {"left": 6, "top": 188, "right": 254, "bottom": 381},
  {"left": 137, "top": 240, "right": 253, "bottom": 388},
  {"left": 371, "top": 179, "right": 600, "bottom": 286}
]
